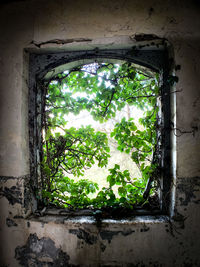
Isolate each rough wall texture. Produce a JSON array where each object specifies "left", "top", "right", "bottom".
[{"left": 0, "top": 0, "right": 200, "bottom": 266}]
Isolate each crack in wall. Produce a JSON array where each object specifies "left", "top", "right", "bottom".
[{"left": 31, "top": 38, "right": 93, "bottom": 48}]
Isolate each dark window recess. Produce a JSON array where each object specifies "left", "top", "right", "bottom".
[{"left": 28, "top": 47, "right": 172, "bottom": 218}]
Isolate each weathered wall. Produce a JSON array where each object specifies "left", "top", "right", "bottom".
[{"left": 0, "top": 0, "right": 200, "bottom": 266}]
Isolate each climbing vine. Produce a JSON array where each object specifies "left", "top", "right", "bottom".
[{"left": 40, "top": 62, "right": 162, "bottom": 211}]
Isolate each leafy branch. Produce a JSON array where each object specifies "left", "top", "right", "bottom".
[{"left": 40, "top": 62, "right": 162, "bottom": 210}]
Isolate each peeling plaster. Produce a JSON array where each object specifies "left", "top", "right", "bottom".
[
  {"left": 15, "top": 233, "right": 72, "bottom": 266},
  {"left": 0, "top": 186, "right": 22, "bottom": 205},
  {"left": 31, "top": 38, "right": 93, "bottom": 48},
  {"left": 0, "top": 176, "right": 17, "bottom": 182},
  {"left": 0, "top": 175, "right": 31, "bottom": 211}
]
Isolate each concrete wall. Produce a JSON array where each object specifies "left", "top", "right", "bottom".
[{"left": 0, "top": 0, "right": 200, "bottom": 266}]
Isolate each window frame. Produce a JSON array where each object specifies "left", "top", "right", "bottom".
[{"left": 28, "top": 46, "right": 172, "bottom": 215}]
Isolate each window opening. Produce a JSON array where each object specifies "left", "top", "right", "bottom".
[
  {"left": 29, "top": 47, "right": 172, "bottom": 217},
  {"left": 39, "top": 61, "right": 162, "bottom": 215}
]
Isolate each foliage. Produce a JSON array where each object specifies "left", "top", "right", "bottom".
[{"left": 40, "top": 62, "right": 161, "bottom": 210}]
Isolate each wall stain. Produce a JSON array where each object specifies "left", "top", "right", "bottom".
[
  {"left": 164, "top": 211, "right": 187, "bottom": 237},
  {"left": 193, "top": 95, "right": 200, "bottom": 107},
  {"left": 6, "top": 218, "right": 18, "bottom": 227},
  {"left": 140, "top": 226, "right": 150, "bottom": 232},
  {"left": 100, "top": 229, "right": 136, "bottom": 243},
  {"left": 69, "top": 228, "right": 97, "bottom": 245},
  {"left": 177, "top": 177, "right": 200, "bottom": 206},
  {"left": 148, "top": 7, "right": 154, "bottom": 18},
  {"left": 100, "top": 242, "right": 106, "bottom": 252},
  {"left": 183, "top": 258, "right": 199, "bottom": 266},
  {"left": 15, "top": 233, "right": 75, "bottom": 266}
]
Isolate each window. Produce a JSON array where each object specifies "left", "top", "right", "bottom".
[{"left": 29, "top": 47, "right": 172, "bottom": 217}]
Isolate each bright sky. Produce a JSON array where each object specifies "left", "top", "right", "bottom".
[
  {"left": 52, "top": 62, "right": 148, "bottom": 134},
  {"left": 64, "top": 105, "right": 144, "bottom": 131}
]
